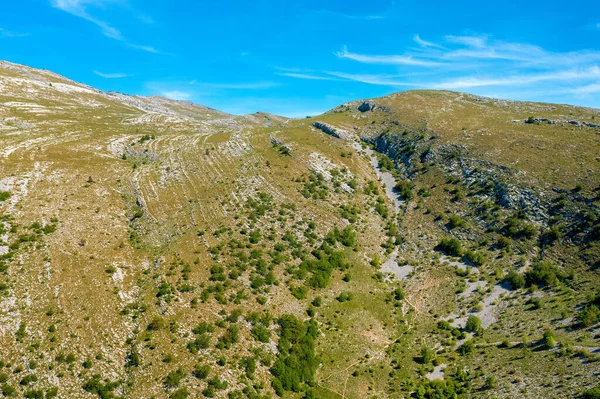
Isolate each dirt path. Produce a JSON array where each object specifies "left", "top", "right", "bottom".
[
  {"left": 380, "top": 249, "right": 413, "bottom": 280},
  {"left": 363, "top": 146, "right": 402, "bottom": 211}
]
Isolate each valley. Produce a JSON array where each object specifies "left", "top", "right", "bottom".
[{"left": 0, "top": 60, "right": 599, "bottom": 399}]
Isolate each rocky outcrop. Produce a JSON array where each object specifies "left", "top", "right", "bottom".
[
  {"left": 364, "top": 130, "right": 550, "bottom": 222},
  {"left": 328, "top": 100, "right": 389, "bottom": 114},
  {"left": 514, "top": 117, "right": 599, "bottom": 128},
  {"left": 312, "top": 121, "right": 353, "bottom": 140},
  {"left": 358, "top": 101, "right": 377, "bottom": 112}
]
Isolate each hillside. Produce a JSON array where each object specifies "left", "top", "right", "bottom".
[{"left": 0, "top": 61, "right": 599, "bottom": 399}]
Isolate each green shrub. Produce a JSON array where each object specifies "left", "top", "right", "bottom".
[
  {"left": 526, "top": 261, "right": 566, "bottom": 286},
  {"left": 436, "top": 238, "right": 462, "bottom": 256},
  {"left": 147, "top": 316, "right": 165, "bottom": 331},
  {"left": 82, "top": 375, "right": 120, "bottom": 399},
  {"left": 311, "top": 296, "right": 322, "bottom": 307},
  {"left": 171, "top": 388, "right": 189, "bottom": 399},
  {"left": 421, "top": 346, "right": 434, "bottom": 364},
  {"left": 465, "top": 316, "right": 482, "bottom": 333},
  {"left": 1, "top": 383, "right": 17, "bottom": 397},
  {"left": 290, "top": 285, "right": 307, "bottom": 299},
  {"left": 458, "top": 339, "right": 475, "bottom": 355},
  {"left": 192, "top": 364, "right": 210, "bottom": 380},
  {"left": 270, "top": 315, "right": 319, "bottom": 394},
  {"left": 24, "top": 390, "right": 44, "bottom": 399},
  {"left": 497, "top": 236, "right": 511, "bottom": 249},
  {"left": 504, "top": 218, "right": 537, "bottom": 239},
  {"left": 126, "top": 350, "right": 141, "bottom": 368},
  {"left": 164, "top": 368, "right": 186, "bottom": 388},
  {"left": 447, "top": 215, "right": 465, "bottom": 229},
  {"left": 578, "top": 305, "right": 600, "bottom": 327},
  {"left": 463, "top": 250, "right": 485, "bottom": 266},
  {"left": 19, "top": 375, "right": 38, "bottom": 386},
  {"left": 505, "top": 270, "right": 525, "bottom": 289},
  {"left": 437, "top": 320, "right": 451, "bottom": 330},
  {"left": 583, "top": 384, "right": 600, "bottom": 399},
  {"left": 529, "top": 297, "right": 542, "bottom": 310},
  {"left": 395, "top": 181, "right": 414, "bottom": 200},
  {"left": 393, "top": 288, "right": 405, "bottom": 301},
  {"left": 0, "top": 192, "right": 10, "bottom": 202},
  {"left": 216, "top": 325, "right": 240, "bottom": 349},
  {"left": 485, "top": 376, "right": 496, "bottom": 389},
  {"left": 251, "top": 324, "right": 271, "bottom": 343},
  {"left": 336, "top": 292, "right": 353, "bottom": 302},
  {"left": 543, "top": 330, "right": 556, "bottom": 349}
]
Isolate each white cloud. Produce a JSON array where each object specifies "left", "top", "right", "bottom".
[
  {"left": 146, "top": 79, "right": 276, "bottom": 105},
  {"left": 0, "top": 28, "right": 29, "bottom": 38},
  {"left": 327, "top": 33, "right": 600, "bottom": 109},
  {"left": 277, "top": 72, "right": 338, "bottom": 81},
  {"left": 326, "top": 72, "right": 414, "bottom": 86},
  {"left": 335, "top": 46, "right": 441, "bottom": 67},
  {"left": 51, "top": 0, "right": 123, "bottom": 39},
  {"left": 160, "top": 90, "right": 192, "bottom": 101},
  {"left": 94, "top": 70, "right": 129, "bottom": 78},
  {"left": 283, "top": 109, "right": 327, "bottom": 118},
  {"left": 127, "top": 43, "right": 162, "bottom": 54},
  {"left": 413, "top": 34, "right": 443, "bottom": 49},
  {"left": 339, "top": 35, "right": 600, "bottom": 68},
  {"left": 432, "top": 66, "right": 600, "bottom": 89},
  {"left": 445, "top": 34, "right": 488, "bottom": 48},
  {"left": 50, "top": 0, "right": 161, "bottom": 53},
  {"left": 305, "top": 8, "right": 387, "bottom": 21},
  {"left": 570, "top": 82, "right": 600, "bottom": 95},
  {"left": 191, "top": 81, "right": 279, "bottom": 89}
]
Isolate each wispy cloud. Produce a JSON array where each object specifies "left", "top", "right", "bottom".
[
  {"left": 339, "top": 35, "right": 600, "bottom": 68},
  {"left": 160, "top": 90, "right": 192, "bottom": 101},
  {"left": 306, "top": 9, "right": 384, "bottom": 20},
  {"left": 570, "top": 82, "right": 600, "bottom": 95},
  {"left": 335, "top": 46, "right": 441, "bottom": 67},
  {"left": 329, "top": 34, "right": 600, "bottom": 97},
  {"left": 0, "top": 27, "right": 29, "bottom": 38},
  {"left": 135, "top": 13, "right": 154, "bottom": 24},
  {"left": 51, "top": 0, "right": 123, "bottom": 39},
  {"left": 303, "top": 5, "right": 390, "bottom": 21},
  {"left": 413, "top": 34, "right": 443, "bottom": 49},
  {"left": 191, "top": 81, "right": 279, "bottom": 90},
  {"left": 50, "top": 0, "right": 162, "bottom": 53},
  {"left": 94, "top": 70, "right": 130, "bottom": 78},
  {"left": 127, "top": 43, "right": 162, "bottom": 54},
  {"left": 445, "top": 34, "right": 488, "bottom": 48},
  {"left": 326, "top": 71, "right": 412, "bottom": 86},
  {"left": 277, "top": 72, "right": 338, "bottom": 81},
  {"left": 432, "top": 66, "right": 600, "bottom": 90},
  {"left": 145, "top": 79, "right": 277, "bottom": 104}
]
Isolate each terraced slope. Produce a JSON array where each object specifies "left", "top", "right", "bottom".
[{"left": 0, "top": 61, "right": 599, "bottom": 399}]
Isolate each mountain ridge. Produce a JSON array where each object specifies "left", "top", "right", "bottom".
[{"left": 4, "top": 59, "right": 600, "bottom": 118}]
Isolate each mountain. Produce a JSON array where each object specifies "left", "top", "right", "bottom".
[{"left": 1, "top": 60, "right": 599, "bottom": 399}]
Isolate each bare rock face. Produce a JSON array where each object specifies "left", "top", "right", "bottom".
[
  {"left": 519, "top": 116, "right": 599, "bottom": 128},
  {"left": 312, "top": 121, "right": 353, "bottom": 140},
  {"left": 358, "top": 101, "right": 377, "bottom": 112}
]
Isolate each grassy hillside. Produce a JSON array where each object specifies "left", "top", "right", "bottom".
[{"left": 0, "top": 61, "right": 598, "bottom": 399}]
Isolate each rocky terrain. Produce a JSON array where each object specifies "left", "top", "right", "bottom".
[{"left": 0, "top": 61, "right": 599, "bottom": 399}]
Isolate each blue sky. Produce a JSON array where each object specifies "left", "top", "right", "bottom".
[{"left": 1, "top": 0, "right": 600, "bottom": 116}]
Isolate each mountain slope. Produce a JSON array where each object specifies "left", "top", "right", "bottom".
[{"left": 0, "top": 61, "right": 599, "bottom": 399}]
